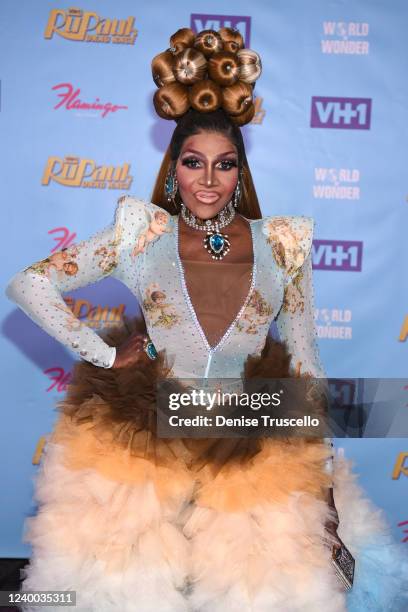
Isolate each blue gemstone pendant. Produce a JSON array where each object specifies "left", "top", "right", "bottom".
[{"left": 204, "top": 231, "right": 231, "bottom": 260}]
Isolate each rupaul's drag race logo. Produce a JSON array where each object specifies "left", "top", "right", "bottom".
[
  {"left": 392, "top": 452, "right": 408, "bottom": 479},
  {"left": 398, "top": 316, "right": 408, "bottom": 342},
  {"left": 311, "top": 97, "right": 372, "bottom": 130},
  {"left": 41, "top": 156, "right": 133, "bottom": 189},
  {"left": 315, "top": 308, "right": 353, "bottom": 340},
  {"left": 312, "top": 240, "right": 363, "bottom": 272},
  {"left": 33, "top": 437, "right": 47, "bottom": 465},
  {"left": 313, "top": 168, "right": 360, "bottom": 200},
  {"left": 52, "top": 83, "right": 128, "bottom": 119},
  {"left": 44, "top": 8, "right": 137, "bottom": 44},
  {"left": 191, "top": 13, "right": 251, "bottom": 47},
  {"left": 63, "top": 297, "right": 125, "bottom": 330},
  {"left": 321, "top": 21, "right": 370, "bottom": 55}
]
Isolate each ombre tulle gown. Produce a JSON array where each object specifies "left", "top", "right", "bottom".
[{"left": 6, "top": 195, "right": 408, "bottom": 611}]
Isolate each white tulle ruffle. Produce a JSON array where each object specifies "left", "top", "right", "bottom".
[{"left": 19, "top": 441, "right": 408, "bottom": 612}]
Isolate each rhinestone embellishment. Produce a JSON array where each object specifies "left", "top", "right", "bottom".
[
  {"left": 181, "top": 201, "right": 235, "bottom": 260},
  {"left": 174, "top": 219, "right": 257, "bottom": 354}
]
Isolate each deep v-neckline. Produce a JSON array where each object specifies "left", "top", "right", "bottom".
[{"left": 174, "top": 215, "right": 257, "bottom": 353}]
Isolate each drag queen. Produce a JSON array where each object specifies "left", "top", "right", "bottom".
[{"left": 6, "top": 27, "right": 408, "bottom": 612}]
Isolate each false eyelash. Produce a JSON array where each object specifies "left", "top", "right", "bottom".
[
  {"left": 181, "top": 157, "right": 238, "bottom": 169},
  {"left": 219, "top": 160, "right": 238, "bottom": 169},
  {"left": 181, "top": 157, "right": 201, "bottom": 167}
]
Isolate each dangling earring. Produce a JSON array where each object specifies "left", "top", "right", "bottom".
[
  {"left": 233, "top": 170, "right": 243, "bottom": 208},
  {"left": 164, "top": 163, "right": 178, "bottom": 207}
]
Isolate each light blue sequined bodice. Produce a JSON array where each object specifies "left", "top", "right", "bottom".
[
  {"left": 6, "top": 195, "right": 324, "bottom": 381},
  {"left": 131, "top": 214, "right": 285, "bottom": 379}
]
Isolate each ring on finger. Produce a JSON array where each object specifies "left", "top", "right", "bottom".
[{"left": 142, "top": 336, "right": 158, "bottom": 360}]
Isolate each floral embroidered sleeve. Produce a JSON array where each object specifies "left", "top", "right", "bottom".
[
  {"left": 5, "top": 196, "right": 150, "bottom": 368},
  {"left": 265, "top": 216, "right": 334, "bottom": 481}
]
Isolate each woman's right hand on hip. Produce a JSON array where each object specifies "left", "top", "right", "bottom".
[{"left": 111, "top": 332, "right": 156, "bottom": 369}]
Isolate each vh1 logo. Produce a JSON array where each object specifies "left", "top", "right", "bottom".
[
  {"left": 312, "top": 240, "right": 363, "bottom": 271},
  {"left": 311, "top": 96, "right": 371, "bottom": 129},
  {"left": 191, "top": 14, "right": 251, "bottom": 47}
]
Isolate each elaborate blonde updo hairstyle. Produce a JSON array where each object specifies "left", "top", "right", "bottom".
[
  {"left": 151, "top": 26, "right": 262, "bottom": 125},
  {"left": 151, "top": 27, "right": 263, "bottom": 220}
]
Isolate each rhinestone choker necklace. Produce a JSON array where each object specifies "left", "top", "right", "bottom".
[{"left": 180, "top": 201, "right": 235, "bottom": 260}]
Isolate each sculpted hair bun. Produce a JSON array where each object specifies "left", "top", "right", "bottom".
[
  {"left": 153, "top": 82, "right": 190, "bottom": 119},
  {"left": 152, "top": 27, "right": 262, "bottom": 126},
  {"left": 194, "top": 30, "right": 224, "bottom": 57},
  {"left": 237, "top": 49, "right": 262, "bottom": 84},
  {"left": 222, "top": 81, "right": 253, "bottom": 116},
  {"left": 169, "top": 28, "right": 195, "bottom": 54},
  {"left": 173, "top": 48, "right": 207, "bottom": 85},
  {"left": 218, "top": 27, "right": 244, "bottom": 53},
  {"left": 208, "top": 51, "right": 240, "bottom": 87},
  {"left": 151, "top": 50, "right": 176, "bottom": 88},
  {"left": 189, "top": 80, "right": 222, "bottom": 112},
  {"left": 230, "top": 102, "right": 256, "bottom": 126}
]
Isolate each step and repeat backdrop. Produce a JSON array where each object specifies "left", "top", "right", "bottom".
[{"left": 1, "top": 0, "right": 407, "bottom": 557}]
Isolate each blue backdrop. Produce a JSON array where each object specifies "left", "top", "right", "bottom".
[{"left": 1, "top": 0, "right": 407, "bottom": 557}]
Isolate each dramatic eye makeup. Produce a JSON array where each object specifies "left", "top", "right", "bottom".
[
  {"left": 218, "top": 159, "right": 238, "bottom": 170},
  {"left": 181, "top": 156, "right": 238, "bottom": 170}
]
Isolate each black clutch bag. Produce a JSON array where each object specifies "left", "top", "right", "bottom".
[{"left": 331, "top": 538, "right": 355, "bottom": 590}]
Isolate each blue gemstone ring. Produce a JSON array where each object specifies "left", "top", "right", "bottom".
[{"left": 143, "top": 337, "right": 158, "bottom": 360}]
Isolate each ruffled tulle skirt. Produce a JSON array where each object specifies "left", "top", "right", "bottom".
[{"left": 19, "top": 321, "right": 408, "bottom": 611}]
